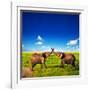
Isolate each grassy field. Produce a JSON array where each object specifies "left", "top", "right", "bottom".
[{"left": 21, "top": 52, "right": 79, "bottom": 78}]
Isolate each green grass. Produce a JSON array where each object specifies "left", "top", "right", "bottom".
[{"left": 21, "top": 52, "right": 79, "bottom": 78}]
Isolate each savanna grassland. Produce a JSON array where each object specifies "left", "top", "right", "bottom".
[{"left": 21, "top": 52, "right": 79, "bottom": 78}]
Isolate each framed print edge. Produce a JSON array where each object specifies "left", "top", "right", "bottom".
[{"left": 11, "top": 1, "right": 88, "bottom": 88}]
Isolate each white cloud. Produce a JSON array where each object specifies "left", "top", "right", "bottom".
[
  {"left": 35, "top": 41, "right": 43, "bottom": 45},
  {"left": 22, "top": 44, "right": 24, "bottom": 48},
  {"left": 66, "top": 45, "right": 79, "bottom": 52},
  {"left": 67, "top": 38, "right": 79, "bottom": 46},
  {"left": 66, "top": 38, "right": 79, "bottom": 52},
  {"left": 35, "top": 35, "right": 44, "bottom": 45},
  {"left": 37, "top": 35, "right": 43, "bottom": 41}
]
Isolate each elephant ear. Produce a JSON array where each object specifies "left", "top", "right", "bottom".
[
  {"left": 60, "top": 53, "right": 65, "bottom": 59},
  {"left": 42, "top": 53, "right": 47, "bottom": 58}
]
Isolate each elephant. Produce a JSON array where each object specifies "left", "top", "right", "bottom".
[
  {"left": 30, "top": 52, "right": 50, "bottom": 71},
  {"left": 55, "top": 52, "right": 75, "bottom": 67}
]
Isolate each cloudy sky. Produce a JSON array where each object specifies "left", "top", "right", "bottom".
[{"left": 22, "top": 11, "right": 79, "bottom": 52}]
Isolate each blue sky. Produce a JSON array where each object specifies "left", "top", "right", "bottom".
[{"left": 21, "top": 11, "right": 79, "bottom": 52}]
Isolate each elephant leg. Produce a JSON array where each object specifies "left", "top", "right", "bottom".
[
  {"left": 41, "top": 59, "right": 45, "bottom": 69},
  {"left": 60, "top": 59, "right": 65, "bottom": 67},
  {"left": 70, "top": 59, "right": 75, "bottom": 67},
  {"left": 72, "top": 61, "right": 75, "bottom": 67},
  {"left": 44, "top": 62, "right": 47, "bottom": 68},
  {"left": 41, "top": 62, "right": 46, "bottom": 69},
  {"left": 32, "top": 63, "right": 36, "bottom": 71}
]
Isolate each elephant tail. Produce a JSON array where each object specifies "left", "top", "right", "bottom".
[{"left": 72, "top": 55, "right": 76, "bottom": 67}]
